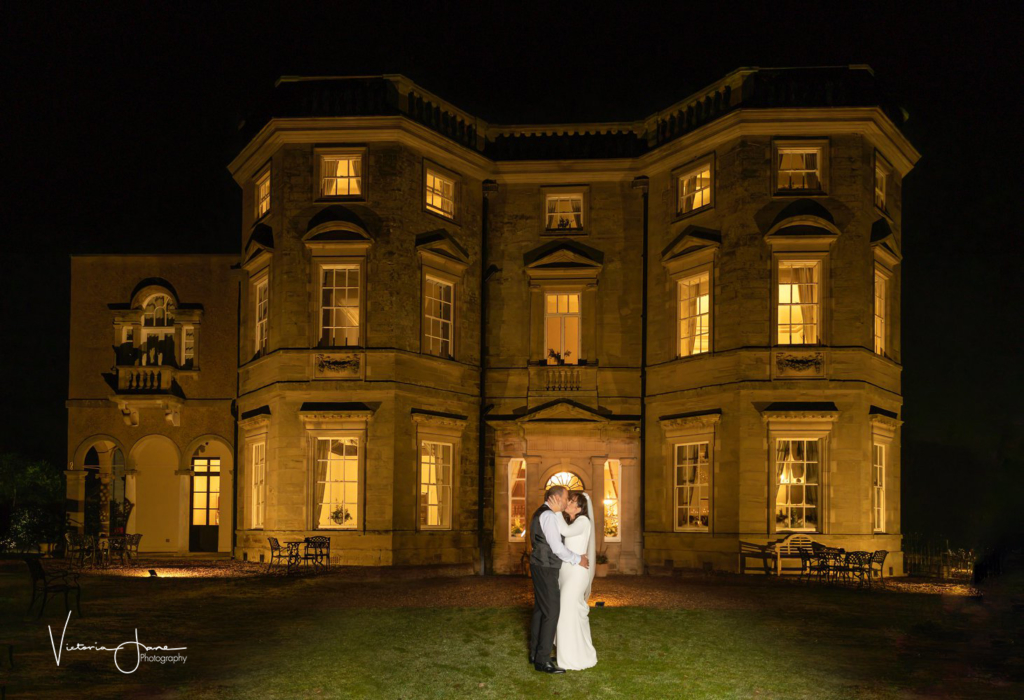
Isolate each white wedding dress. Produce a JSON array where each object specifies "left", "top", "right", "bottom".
[{"left": 554, "top": 495, "right": 598, "bottom": 670}]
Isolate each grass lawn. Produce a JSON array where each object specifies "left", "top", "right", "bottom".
[{"left": 1, "top": 560, "right": 1021, "bottom": 698}]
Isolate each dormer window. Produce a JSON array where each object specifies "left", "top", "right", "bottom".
[
  {"left": 255, "top": 169, "right": 271, "bottom": 219},
  {"left": 545, "top": 193, "right": 584, "bottom": 231},
  {"left": 676, "top": 158, "right": 713, "bottom": 215},
  {"left": 774, "top": 140, "right": 828, "bottom": 193}
]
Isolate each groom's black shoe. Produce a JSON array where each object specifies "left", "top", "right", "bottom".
[{"left": 534, "top": 660, "right": 566, "bottom": 674}]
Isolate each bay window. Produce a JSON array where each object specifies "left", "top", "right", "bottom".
[
  {"left": 774, "top": 438, "right": 821, "bottom": 532},
  {"left": 774, "top": 140, "right": 828, "bottom": 193},
  {"left": 254, "top": 275, "right": 269, "bottom": 356},
  {"left": 874, "top": 268, "right": 888, "bottom": 355},
  {"left": 425, "top": 165, "right": 458, "bottom": 220},
  {"left": 545, "top": 193, "right": 584, "bottom": 231},
  {"left": 319, "top": 153, "right": 363, "bottom": 198},
  {"left": 677, "top": 159, "right": 713, "bottom": 215},
  {"left": 674, "top": 442, "right": 710, "bottom": 531},
  {"left": 255, "top": 168, "right": 271, "bottom": 219},
  {"left": 873, "top": 443, "right": 886, "bottom": 532},
  {"left": 250, "top": 441, "right": 266, "bottom": 529},
  {"left": 313, "top": 437, "right": 359, "bottom": 530}
]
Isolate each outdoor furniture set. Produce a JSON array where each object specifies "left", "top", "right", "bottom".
[
  {"left": 64, "top": 532, "right": 143, "bottom": 568},
  {"left": 267, "top": 536, "right": 331, "bottom": 575},
  {"left": 740, "top": 534, "right": 888, "bottom": 586}
]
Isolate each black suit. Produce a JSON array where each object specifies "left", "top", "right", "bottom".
[{"left": 528, "top": 503, "right": 563, "bottom": 662}]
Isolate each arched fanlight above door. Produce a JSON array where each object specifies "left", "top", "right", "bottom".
[{"left": 546, "top": 471, "right": 585, "bottom": 491}]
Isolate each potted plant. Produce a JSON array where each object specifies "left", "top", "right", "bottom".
[
  {"left": 329, "top": 506, "right": 352, "bottom": 527},
  {"left": 595, "top": 551, "right": 609, "bottom": 578}
]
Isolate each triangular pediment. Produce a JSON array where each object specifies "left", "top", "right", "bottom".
[
  {"left": 243, "top": 224, "right": 274, "bottom": 269},
  {"left": 516, "top": 399, "right": 609, "bottom": 423},
  {"left": 870, "top": 218, "right": 902, "bottom": 265},
  {"left": 524, "top": 240, "right": 603, "bottom": 281},
  {"left": 416, "top": 230, "right": 470, "bottom": 265},
  {"left": 661, "top": 226, "right": 721, "bottom": 263}
]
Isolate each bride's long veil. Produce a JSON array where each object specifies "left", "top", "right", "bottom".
[{"left": 583, "top": 492, "right": 597, "bottom": 602}]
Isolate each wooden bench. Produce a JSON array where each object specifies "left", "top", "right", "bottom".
[
  {"left": 774, "top": 534, "right": 816, "bottom": 577},
  {"left": 739, "top": 541, "right": 777, "bottom": 575}
]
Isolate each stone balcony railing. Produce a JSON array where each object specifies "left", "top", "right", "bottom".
[
  {"left": 544, "top": 366, "right": 582, "bottom": 391},
  {"left": 115, "top": 365, "right": 177, "bottom": 393}
]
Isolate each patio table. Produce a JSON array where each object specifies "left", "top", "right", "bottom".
[{"left": 283, "top": 540, "right": 304, "bottom": 574}]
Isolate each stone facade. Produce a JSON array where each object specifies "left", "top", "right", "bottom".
[{"left": 68, "top": 66, "right": 917, "bottom": 573}]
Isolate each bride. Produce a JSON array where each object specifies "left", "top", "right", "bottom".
[{"left": 554, "top": 490, "right": 598, "bottom": 670}]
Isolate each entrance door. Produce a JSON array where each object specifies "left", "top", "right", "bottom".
[{"left": 189, "top": 458, "right": 220, "bottom": 552}]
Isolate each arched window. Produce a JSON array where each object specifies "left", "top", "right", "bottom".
[
  {"left": 143, "top": 294, "right": 175, "bottom": 327},
  {"left": 546, "top": 471, "right": 584, "bottom": 491}
]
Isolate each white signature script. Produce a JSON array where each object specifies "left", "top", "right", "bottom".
[{"left": 48, "top": 611, "right": 188, "bottom": 674}]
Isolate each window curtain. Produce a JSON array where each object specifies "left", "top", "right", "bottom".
[
  {"left": 571, "top": 197, "right": 582, "bottom": 228},
  {"left": 313, "top": 439, "right": 329, "bottom": 528},
  {"left": 684, "top": 291, "right": 700, "bottom": 355},
  {"left": 775, "top": 440, "right": 793, "bottom": 527}
]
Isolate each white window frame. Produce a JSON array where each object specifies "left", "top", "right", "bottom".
[
  {"left": 253, "top": 273, "right": 269, "bottom": 356},
  {"left": 874, "top": 152, "right": 892, "bottom": 212},
  {"left": 419, "top": 440, "right": 453, "bottom": 530},
  {"left": 423, "top": 275, "right": 454, "bottom": 359},
  {"left": 874, "top": 266, "right": 889, "bottom": 356},
  {"left": 318, "top": 263, "right": 362, "bottom": 347},
  {"left": 544, "top": 292, "right": 581, "bottom": 365},
  {"left": 774, "top": 139, "right": 828, "bottom": 194},
  {"left": 250, "top": 441, "right": 266, "bottom": 529},
  {"left": 872, "top": 442, "right": 886, "bottom": 533},
  {"left": 675, "top": 157, "right": 714, "bottom": 216},
  {"left": 508, "top": 458, "right": 527, "bottom": 542},
  {"left": 603, "top": 459, "right": 622, "bottom": 542},
  {"left": 181, "top": 325, "right": 196, "bottom": 369},
  {"left": 190, "top": 457, "right": 221, "bottom": 527},
  {"left": 315, "top": 148, "right": 365, "bottom": 200},
  {"left": 313, "top": 436, "right": 360, "bottom": 531},
  {"left": 545, "top": 192, "right": 585, "bottom": 231},
  {"left": 677, "top": 270, "right": 711, "bottom": 357},
  {"left": 424, "top": 163, "right": 458, "bottom": 220},
  {"left": 674, "top": 442, "right": 711, "bottom": 532},
  {"left": 776, "top": 258, "right": 823, "bottom": 346},
  {"left": 254, "top": 168, "right": 271, "bottom": 219},
  {"left": 773, "top": 437, "right": 822, "bottom": 533}
]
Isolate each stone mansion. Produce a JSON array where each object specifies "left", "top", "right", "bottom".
[{"left": 65, "top": 66, "right": 916, "bottom": 575}]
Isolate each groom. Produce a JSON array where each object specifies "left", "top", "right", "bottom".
[{"left": 528, "top": 484, "right": 589, "bottom": 674}]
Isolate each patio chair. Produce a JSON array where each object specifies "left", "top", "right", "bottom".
[
  {"left": 844, "top": 551, "right": 872, "bottom": 587},
  {"left": 64, "top": 533, "right": 94, "bottom": 568},
  {"left": 26, "top": 558, "right": 81, "bottom": 620},
  {"left": 125, "top": 533, "right": 143, "bottom": 563},
  {"left": 303, "top": 536, "right": 331, "bottom": 573},
  {"left": 811, "top": 542, "right": 843, "bottom": 583},
  {"left": 868, "top": 550, "right": 888, "bottom": 585},
  {"left": 108, "top": 535, "right": 129, "bottom": 565},
  {"left": 267, "top": 537, "right": 285, "bottom": 572}
]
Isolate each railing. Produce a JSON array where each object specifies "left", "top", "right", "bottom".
[
  {"left": 544, "top": 366, "right": 582, "bottom": 391},
  {"left": 116, "top": 366, "right": 175, "bottom": 393},
  {"left": 903, "top": 538, "right": 976, "bottom": 581}
]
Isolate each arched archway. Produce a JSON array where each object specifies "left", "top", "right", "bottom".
[
  {"left": 545, "top": 471, "right": 586, "bottom": 491},
  {"left": 128, "top": 435, "right": 182, "bottom": 553},
  {"left": 183, "top": 435, "right": 233, "bottom": 553}
]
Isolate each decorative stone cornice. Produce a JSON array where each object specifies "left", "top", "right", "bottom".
[
  {"left": 869, "top": 414, "right": 902, "bottom": 431},
  {"left": 659, "top": 411, "right": 721, "bottom": 432},
  {"left": 238, "top": 413, "right": 271, "bottom": 434},
  {"left": 411, "top": 409, "right": 468, "bottom": 431},
  {"left": 298, "top": 402, "right": 375, "bottom": 430},
  {"left": 761, "top": 411, "right": 839, "bottom": 424},
  {"left": 524, "top": 241, "right": 603, "bottom": 282}
]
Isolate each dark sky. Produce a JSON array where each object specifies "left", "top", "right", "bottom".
[{"left": 4, "top": 3, "right": 1022, "bottom": 546}]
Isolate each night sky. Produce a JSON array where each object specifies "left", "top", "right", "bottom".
[{"left": 4, "top": 4, "right": 1022, "bottom": 547}]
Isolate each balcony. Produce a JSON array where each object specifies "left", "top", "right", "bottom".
[
  {"left": 527, "top": 364, "right": 598, "bottom": 408},
  {"left": 116, "top": 365, "right": 178, "bottom": 394}
]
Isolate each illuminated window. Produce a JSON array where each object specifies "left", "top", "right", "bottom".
[
  {"left": 423, "top": 276, "right": 454, "bottom": 358},
  {"left": 508, "top": 458, "right": 527, "bottom": 541},
  {"left": 320, "top": 154, "right": 362, "bottom": 197},
  {"left": 546, "top": 471, "right": 584, "bottom": 491},
  {"left": 678, "top": 271, "right": 710, "bottom": 356},
  {"left": 141, "top": 294, "right": 176, "bottom": 366},
  {"left": 774, "top": 438, "right": 820, "bottom": 532},
  {"left": 314, "top": 437, "right": 359, "bottom": 529},
  {"left": 255, "top": 169, "right": 271, "bottom": 219},
  {"left": 191, "top": 458, "right": 221, "bottom": 527},
  {"left": 545, "top": 193, "right": 584, "bottom": 230},
  {"left": 674, "top": 442, "right": 709, "bottom": 531},
  {"left": 874, "top": 269, "right": 887, "bottom": 355},
  {"left": 874, "top": 155, "right": 891, "bottom": 211},
  {"left": 603, "top": 459, "right": 621, "bottom": 542},
  {"left": 420, "top": 441, "right": 452, "bottom": 529},
  {"left": 777, "top": 146, "right": 823, "bottom": 191},
  {"left": 677, "top": 162, "right": 713, "bottom": 214},
  {"left": 254, "top": 276, "right": 269, "bottom": 356},
  {"left": 319, "top": 264, "right": 360, "bottom": 347},
  {"left": 873, "top": 443, "right": 885, "bottom": 532},
  {"left": 182, "top": 326, "right": 195, "bottom": 369},
  {"left": 425, "top": 168, "right": 457, "bottom": 219},
  {"left": 251, "top": 442, "right": 266, "bottom": 529},
  {"left": 777, "top": 260, "right": 820, "bottom": 345},
  {"left": 545, "top": 292, "right": 580, "bottom": 365}
]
